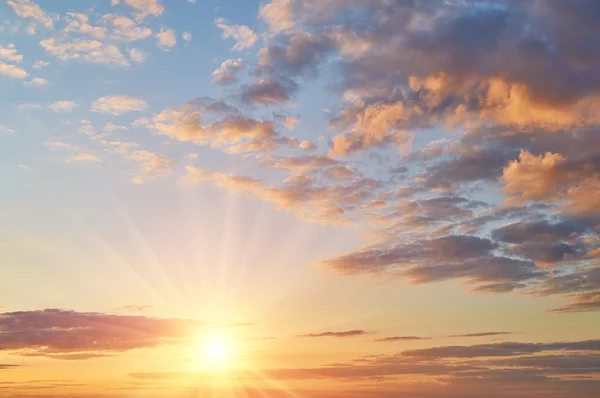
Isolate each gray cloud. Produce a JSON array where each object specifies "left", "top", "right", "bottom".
[{"left": 299, "top": 330, "right": 369, "bottom": 338}]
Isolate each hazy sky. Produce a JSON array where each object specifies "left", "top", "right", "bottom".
[{"left": 1, "top": 0, "right": 599, "bottom": 397}]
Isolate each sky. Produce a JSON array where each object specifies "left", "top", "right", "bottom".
[{"left": 1, "top": 0, "right": 600, "bottom": 397}]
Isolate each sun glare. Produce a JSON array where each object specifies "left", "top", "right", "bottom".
[{"left": 196, "top": 333, "right": 235, "bottom": 371}]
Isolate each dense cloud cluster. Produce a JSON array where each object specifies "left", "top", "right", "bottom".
[{"left": 177, "top": 0, "right": 600, "bottom": 316}]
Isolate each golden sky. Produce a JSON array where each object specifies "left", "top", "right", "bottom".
[{"left": 1, "top": 0, "right": 600, "bottom": 397}]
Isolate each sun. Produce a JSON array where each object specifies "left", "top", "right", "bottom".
[{"left": 195, "top": 333, "right": 235, "bottom": 371}]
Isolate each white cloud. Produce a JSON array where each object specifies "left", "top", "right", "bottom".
[
  {"left": 40, "top": 38, "right": 130, "bottom": 68},
  {"left": 6, "top": 0, "right": 54, "bottom": 29},
  {"left": 156, "top": 28, "right": 176, "bottom": 49},
  {"left": 50, "top": 100, "right": 78, "bottom": 113},
  {"left": 62, "top": 12, "right": 107, "bottom": 39},
  {"left": 132, "top": 117, "right": 150, "bottom": 128},
  {"left": 212, "top": 58, "right": 244, "bottom": 84},
  {"left": 104, "top": 122, "right": 129, "bottom": 132},
  {"left": 215, "top": 18, "right": 257, "bottom": 51},
  {"left": 0, "top": 61, "right": 27, "bottom": 79},
  {"left": 259, "top": 0, "right": 294, "bottom": 33},
  {"left": 0, "top": 125, "right": 17, "bottom": 135},
  {"left": 25, "top": 23, "right": 36, "bottom": 35},
  {"left": 0, "top": 44, "right": 24, "bottom": 63},
  {"left": 24, "top": 77, "right": 48, "bottom": 86},
  {"left": 92, "top": 95, "right": 148, "bottom": 115},
  {"left": 119, "top": 0, "right": 164, "bottom": 21},
  {"left": 299, "top": 140, "right": 316, "bottom": 150},
  {"left": 32, "top": 60, "right": 49, "bottom": 69},
  {"left": 128, "top": 48, "right": 148, "bottom": 63},
  {"left": 182, "top": 31, "right": 192, "bottom": 41},
  {"left": 101, "top": 14, "right": 152, "bottom": 42}
]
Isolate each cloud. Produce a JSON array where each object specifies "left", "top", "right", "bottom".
[
  {"left": 6, "top": 0, "right": 54, "bottom": 29},
  {"left": 67, "top": 153, "right": 102, "bottom": 163},
  {"left": 24, "top": 77, "right": 48, "bottom": 86},
  {"left": 212, "top": 58, "right": 244, "bottom": 84},
  {"left": 92, "top": 95, "right": 148, "bottom": 115},
  {"left": 0, "top": 126, "right": 17, "bottom": 135},
  {"left": 156, "top": 27, "right": 176, "bottom": 49},
  {"left": 319, "top": 234, "right": 545, "bottom": 290},
  {"left": 149, "top": 100, "right": 289, "bottom": 153},
  {"left": 103, "top": 122, "right": 128, "bottom": 132},
  {"left": 373, "top": 336, "right": 431, "bottom": 342},
  {"left": 259, "top": 0, "right": 294, "bottom": 33},
  {"left": 225, "top": 336, "right": 600, "bottom": 398},
  {"left": 548, "top": 292, "right": 600, "bottom": 313},
  {"left": 32, "top": 60, "right": 49, "bottom": 69},
  {"left": 491, "top": 219, "right": 591, "bottom": 267},
  {"left": 40, "top": 38, "right": 130, "bottom": 67},
  {"left": 0, "top": 61, "right": 27, "bottom": 79},
  {"left": 449, "top": 332, "right": 513, "bottom": 338},
  {"left": 401, "top": 340, "right": 600, "bottom": 359},
  {"left": 215, "top": 18, "right": 258, "bottom": 51},
  {"left": 62, "top": 12, "right": 107, "bottom": 39},
  {"left": 133, "top": 154, "right": 172, "bottom": 183},
  {"left": 240, "top": 78, "right": 298, "bottom": 104},
  {"left": 101, "top": 14, "right": 152, "bottom": 42},
  {"left": 299, "top": 330, "right": 369, "bottom": 338},
  {"left": 502, "top": 151, "right": 600, "bottom": 216},
  {"left": 299, "top": 140, "right": 315, "bottom": 150},
  {"left": 0, "top": 309, "right": 201, "bottom": 359},
  {"left": 50, "top": 100, "right": 78, "bottom": 113},
  {"left": 326, "top": 165, "right": 357, "bottom": 180},
  {"left": 128, "top": 48, "right": 148, "bottom": 63},
  {"left": 182, "top": 31, "right": 192, "bottom": 41},
  {"left": 0, "top": 44, "right": 23, "bottom": 62},
  {"left": 117, "top": 0, "right": 164, "bottom": 21},
  {"left": 181, "top": 166, "right": 362, "bottom": 225}
]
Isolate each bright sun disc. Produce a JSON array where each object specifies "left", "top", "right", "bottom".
[{"left": 197, "top": 334, "right": 233, "bottom": 370}]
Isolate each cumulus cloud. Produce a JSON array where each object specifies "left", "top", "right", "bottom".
[
  {"left": 40, "top": 38, "right": 130, "bottom": 67},
  {"left": 101, "top": 14, "right": 152, "bottom": 42},
  {"left": 0, "top": 61, "right": 27, "bottom": 79},
  {"left": 6, "top": 0, "right": 54, "bottom": 29},
  {"left": 62, "top": 12, "right": 107, "bottom": 39},
  {"left": 0, "top": 44, "right": 23, "bottom": 63},
  {"left": 156, "top": 27, "right": 176, "bottom": 49},
  {"left": 128, "top": 48, "right": 148, "bottom": 63},
  {"left": 117, "top": 0, "right": 164, "bottom": 21},
  {"left": 215, "top": 18, "right": 258, "bottom": 51},
  {"left": 91, "top": 95, "right": 148, "bottom": 115}
]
